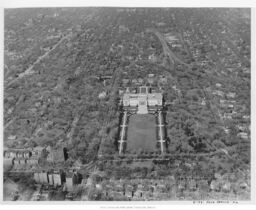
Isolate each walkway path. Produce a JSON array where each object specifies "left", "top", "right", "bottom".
[
  {"left": 119, "top": 111, "right": 128, "bottom": 154},
  {"left": 157, "top": 111, "right": 165, "bottom": 154}
]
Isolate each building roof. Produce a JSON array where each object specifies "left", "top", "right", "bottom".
[
  {"left": 123, "top": 87, "right": 162, "bottom": 99},
  {"left": 148, "top": 93, "right": 162, "bottom": 101}
]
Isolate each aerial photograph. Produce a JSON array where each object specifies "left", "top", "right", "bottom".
[{"left": 3, "top": 7, "right": 251, "bottom": 202}]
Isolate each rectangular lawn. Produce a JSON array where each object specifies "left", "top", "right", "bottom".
[{"left": 126, "top": 114, "right": 156, "bottom": 152}]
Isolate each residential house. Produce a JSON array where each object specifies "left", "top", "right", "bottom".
[
  {"left": 8, "top": 135, "right": 17, "bottom": 140},
  {"left": 19, "top": 159, "right": 26, "bottom": 165},
  {"left": 98, "top": 91, "right": 107, "bottom": 99},
  {"left": 239, "top": 181, "right": 248, "bottom": 190},
  {"left": 188, "top": 179, "right": 197, "bottom": 191},
  {"left": 216, "top": 83, "right": 222, "bottom": 88},
  {"left": 32, "top": 146, "right": 45, "bottom": 157},
  {"left": 122, "top": 79, "right": 129, "bottom": 86},
  {"left": 237, "top": 132, "right": 248, "bottom": 140},
  {"left": 14, "top": 159, "right": 20, "bottom": 165},
  {"left": 148, "top": 54, "right": 157, "bottom": 62},
  {"left": 227, "top": 92, "right": 236, "bottom": 98},
  {"left": 222, "top": 181, "right": 231, "bottom": 192},
  {"left": 210, "top": 180, "right": 221, "bottom": 192},
  {"left": 159, "top": 75, "right": 167, "bottom": 84},
  {"left": 212, "top": 90, "right": 224, "bottom": 97},
  {"left": 237, "top": 125, "right": 248, "bottom": 132}
]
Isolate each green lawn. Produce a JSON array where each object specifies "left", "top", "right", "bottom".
[{"left": 126, "top": 114, "right": 156, "bottom": 152}]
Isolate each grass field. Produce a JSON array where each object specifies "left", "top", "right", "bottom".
[{"left": 126, "top": 114, "right": 156, "bottom": 152}]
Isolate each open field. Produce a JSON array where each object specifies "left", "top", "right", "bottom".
[{"left": 126, "top": 114, "right": 156, "bottom": 152}]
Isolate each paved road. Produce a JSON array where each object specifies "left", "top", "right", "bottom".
[
  {"left": 6, "top": 11, "right": 97, "bottom": 88},
  {"left": 146, "top": 28, "right": 191, "bottom": 69},
  {"left": 7, "top": 33, "right": 72, "bottom": 87}
]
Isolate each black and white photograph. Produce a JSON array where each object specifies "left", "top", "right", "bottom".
[{"left": 1, "top": 0, "right": 254, "bottom": 205}]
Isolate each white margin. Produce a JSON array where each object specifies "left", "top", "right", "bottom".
[{"left": 0, "top": 0, "right": 255, "bottom": 209}]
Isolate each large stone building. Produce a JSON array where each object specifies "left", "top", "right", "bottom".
[
  {"left": 118, "top": 86, "right": 166, "bottom": 155},
  {"left": 122, "top": 86, "right": 162, "bottom": 114}
]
